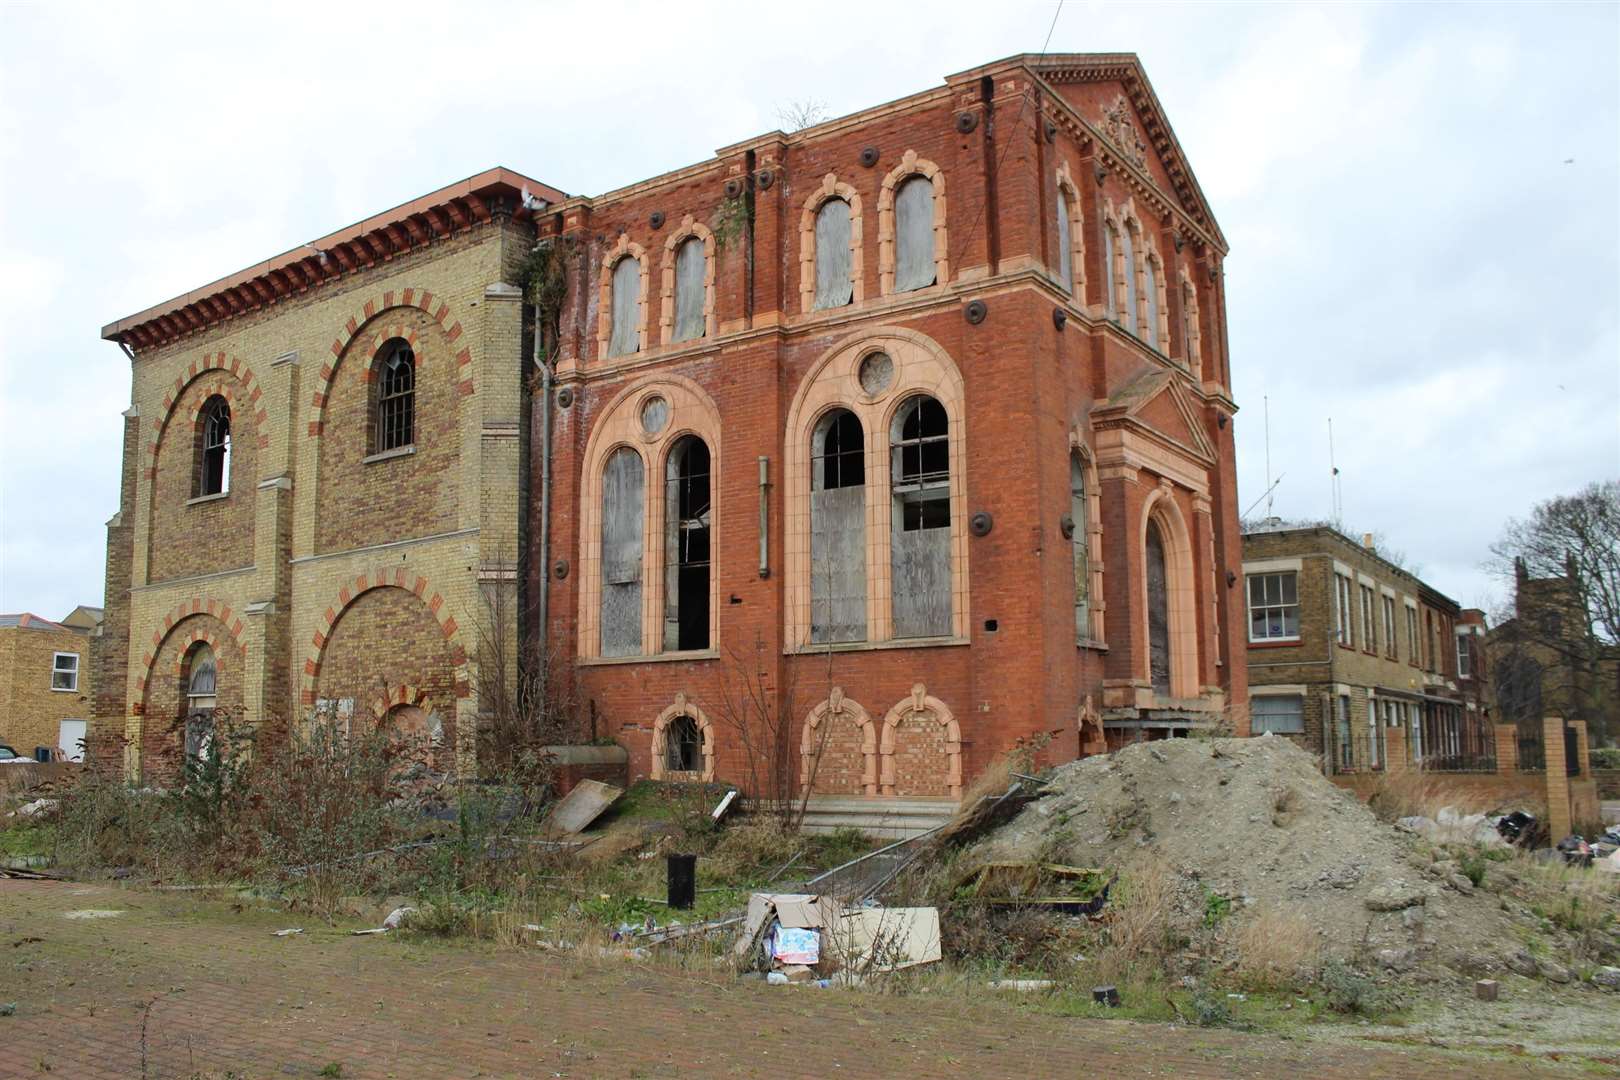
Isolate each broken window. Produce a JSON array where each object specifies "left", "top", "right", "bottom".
[
  {"left": 1070, "top": 452, "right": 1090, "bottom": 640},
  {"left": 376, "top": 340, "right": 415, "bottom": 453},
  {"left": 1146, "top": 519, "right": 1171, "bottom": 695},
  {"left": 197, "top": 395, "right": 231, "bottom": 496},
  {"left": 810, "top": 408, "right": 866, "bottom": 643},
  {"left": 664, "top": 713, "right": 701, "bottom": 773},
  {"left": 893, "top": 175, "right": 935, "bottom": 292},
  {"left": 1121, "top": 226, "right": 1139, "bottom": 336},
  {"left": 1056, "top": 187, "right": 1073, "bottom": 293},
  {"left": 813, "top": 197, "right": 853, "bottom": 310},
  {"left": 891, "top": 396, "right": 951, "bottom": 638},
  {"left": 1144, "top": 257, "right": 1160, "bottom": 349},
  {"left": 672, "top": 236, "right": 705, "bottom": 343},
  {"left": 184, "top": 643, "right": 216, "bottom": 762},
  {"left": 600, "top": 446, "right": 645, "bottom": 657},
  {"left": 1103, "top": 223, "right": 1117, "bottom": 318},
  {"left": 608, "top": 255, "right": 640, "bottom": 357},
  {"left": 664, "top": 436, "right": 711, "bottom": 652}
]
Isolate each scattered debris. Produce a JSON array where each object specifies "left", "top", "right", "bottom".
[
  {"left": 1475, "top": 979, "right": 1499, "bottom": 1001},
  {"left": 0, "top": 1003, "right": 14, "bottom": 1017},
  {"left": 7, "top": 798, "right": 56, "bottom": 819},
  {"left": 710, "top": 789, "right": 738, "bottom": 822},
  {"left": 272, "top": 928, "right": 304, "bottom": 937},
  {"left": 1398, "top": 808, "right": 1507, "bottom": 848},
  {"left": 382, "top": 906, "right": 415, "bottom": 929},
  {"left": 988, "top": 979, "right": 1056, "bottom": 992},
  {"left": 1091, "top": 985, "right": 1120, "bottom": 1007},
  {"left": 62, "top": 910, "right": 124, "bottom": 920},
  {"left": 542, "top": 779, "right": 623, "bottom": 836},
  {"left": 960, "top": 862, "right": 1115, "bottom": 915}
]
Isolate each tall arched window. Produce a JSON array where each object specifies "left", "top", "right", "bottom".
[
  {"left": 672, "top": 237, "right": 706, "bottom": 343},
  {"left": 197, "top": 395, "right": 231, "bottom": 496},
  {"left": 1103, "top": 222, "right": 1117, "bottom": 318},
  {"left": 600, "top": 446, "right": 645, "bottom": 657},
  {"left": 1146, "top": 519, "right": 1171, "bottom": 695},
  {"left": 609, "top": 256, "right": 641, "bottom": 357},
  {"left": 1070, "top": 452, "right": 1090, "bottom": 640},
  {"left": 810, "top": 408, "right": 866, "bottom": 643},
  {"left": 376, "top": 340, "right": 415, "bottom": 453},
  {"left": 183, "top": 642, "right": 217, "bottom": 762},
  {"left": 1055, "top": 188, "right": 1073, "bottom": 294},
  {"left": 1144, "top": 257, "right": 1160, "bottom": 349},
  {"left": 814, "top": 198, "right": 854, "bottom": 310},
  {"left": 1121, "top": 225, "right": 1139, "bottom": 335},
  {"left": 891, "top": 396, "right": 951, "bottom": 638},
  {"left": 893, "top": 176, "right": 936, "bottom": 292},
  {"left": 664, "top": 436, "right": 711, "bottom": 651}
]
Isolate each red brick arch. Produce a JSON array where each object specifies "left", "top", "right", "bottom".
[
  {"left": 370, "top": 684, "right": 433, "bottom": 719},
  {"left": 299, "top": 568, "right": 470, "bottom": 708},
  {"left": 134, "top": 596, "right": 248, "bottom": 699},
  {"left": 307, "top": 288, "right": 472, "bottom": 438},
  {"left": 145, "top": 355, "right": 267, "bottom": 483}
]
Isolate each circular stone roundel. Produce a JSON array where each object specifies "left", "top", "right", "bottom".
[
  {"left": 858, "top": 351, "right": 894, "bottom": 396},
  {"left": 640, "top": 395, "right": 670, "bottom": 435}
]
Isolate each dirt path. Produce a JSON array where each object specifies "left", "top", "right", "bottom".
[{"left": 0, "top": 880, "right": 1570, "bottom": 1079}]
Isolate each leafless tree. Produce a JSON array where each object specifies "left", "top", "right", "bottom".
[{"left": 776, "top": 99, "right": 830, "bottom": 132}]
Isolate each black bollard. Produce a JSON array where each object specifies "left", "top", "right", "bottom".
[{"left": 667, "top": 853, "right": 697, "bottom": 910}]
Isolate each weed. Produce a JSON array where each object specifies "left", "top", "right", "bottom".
[
  {"left": 1319, "top": 959, "right": 1394, "bottom": 1016},
  {"left": 317, "top": 1064, "right": 344, "bottom": 1078},
  {"left": 1188, "top": 988, "right": 1236, "bottom": 1027},
  {"left": 1458, "top": 848, "right": 1490, "bottom": 888},
  {"left": 1202, "top": 888, "right": 1232, "bottom": 928},
  {"left": 1232, "top": 908, "right": 1319, "bottom": 993}
]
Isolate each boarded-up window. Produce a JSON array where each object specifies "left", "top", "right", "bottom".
[
  {"left": 1146, "top": 519, "right": 1171, "bottom": 695},
  {"left": 813, "top": 198, "right": 853, "bottom": 310},
  {"left": 1103, "top": 224, "right": 1117, "bottom": 317},
  {"left": 664, "top": 436, "right": 711, "bottom": 652},
  {"left": 608, "top": 256, "right": 640, "bottom": 357},
  {"left": 891, "top": 396, "right": 951, "bottom": 638},
  {"left": 600, "top": 447, "right": 645, "bottom": 656},
  {"left": 672, "top": 237, "right": 705, "bottom": 343},
  {"left": 1145, "top": 258, "right": 1160, "bottom": 349},
  {"left": 893, "top": 175, "right": 935, "bottom": 292},
  {"left": 810, "top": 409, "right": 866, "bottom": 643},
  {"left": 1056, "top": 188, "right": 1072, "bottom": 293},
  {"left": 1121, "top": 227, "right": 1138, "bottom": 336},
  {"left": 1071, "top": 453, "right": 1090, "bottom": 640}
]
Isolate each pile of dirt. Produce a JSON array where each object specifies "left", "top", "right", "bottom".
[{"left": 960, "top": 735, "right": 1560, "bottom": 983}]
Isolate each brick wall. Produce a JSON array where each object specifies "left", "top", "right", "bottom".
[
  {"left": 0, "top": 624, "right": 95, "bottom": 757},
  {"left": 138, "top": 613, "right": 242, "bottom": 785},
  {"left": 147, "top": 369, "right": 260, "bottom": 582}
]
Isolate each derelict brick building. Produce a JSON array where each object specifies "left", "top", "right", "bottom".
[{"left": 95, "top": 53, "right": 1248, "bottom": 800}]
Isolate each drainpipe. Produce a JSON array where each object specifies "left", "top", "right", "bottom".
[{"left": 535, "top": 303, "right": 554, "bottom": 661}]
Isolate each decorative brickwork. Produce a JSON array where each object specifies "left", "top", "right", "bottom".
[
  {"left": 135, "top": 596, "right": 247, "bottom": 698},
  {"left": 880, "top": 684, "right": 960, "bottom": 798},
  {"left": 800, "top": 687, "right": 876, "bottom": 795},
  {"left": 302, "top": 571, "right": 469, "bottom": 710},
  {"left": 596, "top": 235, "right": 650, "bottom": 359},
  {"left": 139, "top": 612, "right": 241, "bottom": 785}
]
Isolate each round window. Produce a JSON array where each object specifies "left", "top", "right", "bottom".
[
  {"left": 640, "top": 395, "right": 670, "bottom": 435},
  {"left": 857, "top": 351, "right": 894, "bottom": 395}
]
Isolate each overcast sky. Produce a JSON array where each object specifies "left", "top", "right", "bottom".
[{"left": 1, "top": 1, "right": 1615, "bottom": 622}]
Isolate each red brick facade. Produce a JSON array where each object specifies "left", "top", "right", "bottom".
[{"left": 97, "top": 56, "right": 1246, "bottom": 798}]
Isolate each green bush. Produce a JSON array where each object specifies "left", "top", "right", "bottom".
[
  {"left": 1319, "top": 959, "right": 1395, "bottom": 1016},
  {"left": 1591, "top": 747, "right": 1620, "bottom": 770}
]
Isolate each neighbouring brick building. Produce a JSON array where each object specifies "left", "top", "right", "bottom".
[
  {"left": 97, "top": 53, "right": 1248, "bottom": 799},
  {"left": 0, "top": 612, "right": 97, "bottom": 759},
  {"left": 1241, "top": 521, "right": 1489, "bottom": 774}
]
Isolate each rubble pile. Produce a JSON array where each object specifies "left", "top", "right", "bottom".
[{"left": 960, "top": 735, "right": 1605, "bottom": 982}]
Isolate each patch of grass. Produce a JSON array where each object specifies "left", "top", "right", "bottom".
[
  {"left": 1201, "top": 887, "right": 1232, "bottom": 928},
  {"left": 1318, "top": 959, "right": 1397, "bottom": 1017},
  {"left": 1458, "top": 848, "right": 1490, "bottom": 888},
  {"left": 317, "top": 1064, "right": 344, "bottom": 1079},
  {"left": 1232, "top": 908, "right": 1319, "bottom": 993},
  {"left": 0, "top": 822, "right": 54, "bottom": 859}
]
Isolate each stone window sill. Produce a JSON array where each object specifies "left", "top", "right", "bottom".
[
  {"left": 579, "top": 649, "right": 719, "bottom": 667},
  {"left": 186, "top": 491, "right": 229, "bottom": 507},
  {"left": 1248, "top": 637, "right": 1301, "bottom": 648},
  {"left": 1077, "top": 638, "right": 1110, "bottom": 653},
  {"left": 788, "top": 636, "right": 968, "bottom": 656},
  {"left": 363, "top": 445, "right": 416, "bottom": 465}
]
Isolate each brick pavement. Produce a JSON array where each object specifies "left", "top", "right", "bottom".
[{"left": 0, "top": 880, "right": 1563, "bottom": 1079}]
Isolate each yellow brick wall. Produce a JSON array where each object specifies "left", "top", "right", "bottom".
[
  {"left": 115, "top": 220, "right": 529, "bottom": 780},
  {"left": 0, "top": 625, "right": 95, "bottom": 757}
]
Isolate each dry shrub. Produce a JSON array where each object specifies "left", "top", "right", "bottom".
[
  {"left": 1232, "top": 907, "right": 1320, "bottom": 991},
  {"left": 705, "top": 818, "right": 800, "bottom": 882},
  {"left": 1365, "top": 770, "right": 1530, "bottom": 823},
  {"left": 1091, "top": 852, "right": 1175, "bottom": 983}
]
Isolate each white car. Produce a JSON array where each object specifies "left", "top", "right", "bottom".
[{"left": 0, "top": 744, "right": 33, "bottom": 764}]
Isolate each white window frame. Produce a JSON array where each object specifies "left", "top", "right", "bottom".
[
  {"left": 1334, "top": 573, "right": 1353, "bottom": 646},
  {"left": 51, "top": 651, "right": 79, "bottom": 692},
  {"left": 1456, "top": 632, "right": 1473, "bottom": 678},
  {"left": 1246, "top": 570, "right": 1300, "bottom": 642},
  {"left": 1381, "top": 592, "right": 1397, "bottom": 658},
  {"left": 1250, "top": 689, "right": 1305, "bottom": 734}
]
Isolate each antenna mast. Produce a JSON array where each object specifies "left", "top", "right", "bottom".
[
  {"left": 1264, "top": 395, "right": 1274, "bottom": 518},
  {"left": 1327, "top": 417, "right": 1342, "bottom": 525}
]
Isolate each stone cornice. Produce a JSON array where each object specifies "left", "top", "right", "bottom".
[{"left": 102, "top": 168, "right": 564, "bottom": 355}]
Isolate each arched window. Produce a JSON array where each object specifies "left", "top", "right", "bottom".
[
  {"left": 1144, "top": 257, "right": 1160, "bottom": 349},
  {"left": 1121, "top": 225, "right": 1139, "bottom": 335},
  {"left": 664, "top": 436, "right": 711, "bottom": 651},
  {"left": 810, "top": 408, "right": 866, "bottom": 643},
  {"left": 1103, "top": 222, "right": 1117, "bottom": 318},
  {"left": 891, "top": 396, "right": 951, "bottom": 638},
  {"left": 672, "top": 236, "right": 706, "bottom": 343},
  {"left": 197, "top": 395, "right": 231, "bottom": 496},
  {"left": 600, "top": 446, "right": 645, "bottom": 657},
  {"left": 376, "top": 340, "right": 415, "bottom": 453},
  {"left": 1056, "top": 188, "right": 1073, "bottom": 295},
  {"left": 814, "top": 198, "right": 854, "bottom": 310},
  {"left": 1182, "top": 281, "right": 1200, "bottom": 377},
  {"left": 664, "top": 713, "right": 702, "bottom": 774},
  {"left": 183, "top": 643, "right": 217, "bottom": 762},
  {"left": 1146, "top": 520, "right": 1171, "bottom": 695},
  {"left": 1070, "top": 452, "right": 1090, "bottom": 640},
  {"left": 893, "top": 176, "right": 936, "bottom": 292},
  {"left": 609, "top": 255, "right": 642, "bottom": 357}
]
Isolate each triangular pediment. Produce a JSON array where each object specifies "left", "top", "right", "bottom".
[{"left": 1096, "top": 369, "right": 1215, "bottom": 462}]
